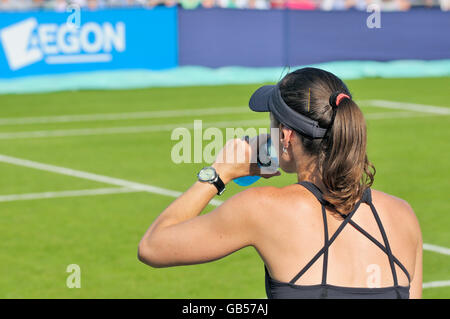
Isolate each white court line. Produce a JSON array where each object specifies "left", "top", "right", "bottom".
[
  {"left": 0, "top": 100, "right": 446, "bottom": 126},
  {"left": 0, "top": 187, "right": 141, "bottom": 202},
  {"left": 423, "top": 243, "right": 450, "bottom": 256},
  {"left": 0, "top": 111, "right": 439, "bottom": 140},
  {"left": 363, "top": 111, "right": 439, "bottom": 120},
  {"left": 0, "top": 154, "right": 224, "bottom": 207},
  {"left": 0, "top": 107, "right": 248, "bottom": 126},
  {"left": 0, "top": 119, "right": 269, "bottom": 140},
  {"left": 423, "top": 280, "right": 450, "bottom": 289},
  {"left": 363, "top": 100, "right": 450, "bottom": 115}
]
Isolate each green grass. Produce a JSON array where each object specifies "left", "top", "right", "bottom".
[{"left": 0, "top": 77, "right": 448, "bottom": 298}]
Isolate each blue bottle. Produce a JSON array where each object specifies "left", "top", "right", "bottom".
[
  {"left": 234, "top": 175, "right": 261, "bottom": 187},
  {"left": 233, "top": 138, "right": 278, "bottom": 187}
]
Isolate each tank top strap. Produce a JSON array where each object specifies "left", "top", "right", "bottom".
[
  {"left": 321, "top": 205, "right": 329, "bottom": 285},
  {"left": 297, "top": 181, "right": 351, "bottom": 219},
  {"left": 345, "top": 218, "right": 411, "bottom": 283},
  {"left": 343, "top": 186, "right": 403, "bottom": 286},
  {"left": 361, "top": 187, "right": 372, "bottom": 204},
  {"left": 297, "top": 181, "right": 329, "bottom": 285},
  {"left": 367, "top": 199, "right": 399, "bottom": 287},
  {"left": 297, "top": 181, "right": 326, "bottom": 205},
  {"left": 289, "top": 198, "right": 363, "bottom": 285},
  {"left": 291, "top": 183, "right": 406, "bottom": 289}
]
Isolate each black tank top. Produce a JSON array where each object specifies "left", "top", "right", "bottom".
[{"left": 265, "top": 181, "right": 411, "bottom": 299}]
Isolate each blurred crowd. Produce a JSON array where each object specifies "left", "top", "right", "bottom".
[{"left": 0, "top": 0, "right": 448, "bottom": 11}]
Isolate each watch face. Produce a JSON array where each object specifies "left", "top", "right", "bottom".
[{"left": 198, "top": 167, "right": 216, "bottom": 182}]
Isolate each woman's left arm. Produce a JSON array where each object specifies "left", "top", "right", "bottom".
[{"left": 138, "top": 137, "right": 279, "bottom": 268}]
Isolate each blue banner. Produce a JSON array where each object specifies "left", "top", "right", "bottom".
[
  {"left": 178, "top": 8, "right": 285, "bottom": 68},
  {"left": 178, "top": 8, "right": 450, "bottom": 68},
  {"left": 0, "top": 8, "right": 178, "bottom": 78},
  {"left": 285, "top": 9, "right": 450, "bottom": 66}
]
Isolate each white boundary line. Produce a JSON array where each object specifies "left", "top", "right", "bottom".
[
  {"left": 362, "top": 100, "right": 450, "bottom": 115},
  {"left": 0, "top": 187, "right": 141, "bottom": 202},
  {"left": 0, "top": 119, "right": 269, "bottom": 140},
  {"left": 0, "top": 99, "right": 446, "bottom": 127},
  {"left": 0, "top": 107, "right": 248, "bottom": 126},
  {"left": 423, "top": 243, "right": 450, "bottom": 256},
  {"left": 423, "top": 280, "right": 450, "bottom": 289},
  {"left": 0, "top": 111, "right": 441, "bottom": 140},
  {"left": 364, "top": 111, "right": 439, "bottom": 120},
  {"left": 0, "top": 99, "right": 447, "bottom": 127},
  {"left": 0, "top": 153, "right": 224, "bottom": 207}
]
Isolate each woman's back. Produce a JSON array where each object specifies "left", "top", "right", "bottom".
[{"left": 253, "top": 182, "right": 421, "bottom": 298}]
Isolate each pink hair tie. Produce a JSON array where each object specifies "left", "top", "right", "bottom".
[{"left": 335, "top": 93, "right": 350, "bottom": 106}]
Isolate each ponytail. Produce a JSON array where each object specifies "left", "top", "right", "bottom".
[{"left": 321, "top": 97, "right": 375, "bottom": 214}]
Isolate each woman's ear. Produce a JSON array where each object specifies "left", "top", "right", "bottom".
[
  {"left": 280, "top": 124, "right": 293, "bottom": 145},
  {"left": 279, "top": 124, "right": 285, "bottom": 140}
]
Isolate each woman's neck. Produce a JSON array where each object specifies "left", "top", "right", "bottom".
[{"left": 295, "top": 157, "right": 327, "bottom": 192}]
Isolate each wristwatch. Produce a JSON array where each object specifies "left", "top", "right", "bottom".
[{"left": 197, "top": 166, "right": 226, "bottom": 195}]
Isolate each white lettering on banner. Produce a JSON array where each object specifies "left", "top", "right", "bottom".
[
  {"left": 58, "top": 24, "right": 81, "bottom": 54},
  {"left": 38, "top": 23, "right": 59, "bottom": 55},
  {"left": 0, "top": 18, "right": 43, "bottom": 70},
  {"left": 80, "top": 22, "right": 103, "bottom": 53},
  {"left": 0, "top": 18, "right": 126, "bottom": 71}
]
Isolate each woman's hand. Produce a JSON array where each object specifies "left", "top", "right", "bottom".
[{"left": 212, "top": 134, "right": 280, "bottom": 184}]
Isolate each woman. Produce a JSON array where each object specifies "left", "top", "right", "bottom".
[{"left": 138, "top": 67, "right": 422, "bottom": 299}]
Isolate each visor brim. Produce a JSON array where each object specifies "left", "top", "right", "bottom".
[{"left": 248, "top": 85, "right": 276, "bottom": 112}]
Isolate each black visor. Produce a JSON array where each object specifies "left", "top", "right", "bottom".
[{"left": 249, "top": 84, "right": 327, "bottom": 139}]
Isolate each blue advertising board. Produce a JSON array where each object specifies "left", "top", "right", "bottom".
[
  {"left": 178, "top": 8, "right": 285, "bottom": 68},
  {"left": 178, "top": 8, "right": 450, "bottom": 68},
  {"left": 0, "top": 7, "right": 178, "bottom": 78},
  {"left": 1, "top": 7, "right": 449, "bottom": 79},
  {"left": 285, "top": 9, "right": 450, "bottom": 66}
]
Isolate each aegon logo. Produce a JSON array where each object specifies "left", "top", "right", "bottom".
[{"left": 0, "top": 18, "right": 125, "bottom": 71}]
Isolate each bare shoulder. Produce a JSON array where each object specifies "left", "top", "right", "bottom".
[
  {"left": 236, "top": 184, "right": 314, "bottom": 208},
  {"left": 230, "top": 185, "right": 283, "bottom": 212},
  {"left": 226, "top": 184, "right": 317, "bottom": 239},
  {"left": 371, "top": 189, "right": 416, "bottom": 217},
  {"left": 231, "top": 184, "right": 318, "bottom": 224},
  {"left": 371, "top": 189, "right": 421, "bottom": 237}
]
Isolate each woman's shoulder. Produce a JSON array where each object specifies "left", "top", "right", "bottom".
[
  {"left": 239, "top": 184, "right": 315, "bottom": 204},
  {"left": 370, "top": 189, "right": 421, "bottom": 238},
  {"left": 370, "top": 189, "right": 415, "bottom": 216},
  {"left": 233, "top": 184, "right": 323, "bottom": 236},
  {"left": 236, "top": 184, "right": 322, "bottom": 219}
]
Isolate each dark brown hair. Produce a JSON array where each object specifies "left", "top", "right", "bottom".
[{"left": 278, "top": 67, "right": 375, "bottom": 214}]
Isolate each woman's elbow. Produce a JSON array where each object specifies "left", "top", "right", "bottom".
[{"left": 137, "top": 239, "right": 166, "bottom": 268}]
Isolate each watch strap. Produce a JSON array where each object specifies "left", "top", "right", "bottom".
[{"left": 212, "top": 175, "right": 226, "bottom": 196}]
